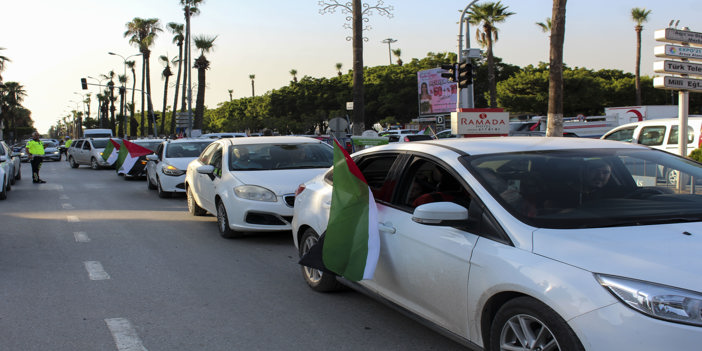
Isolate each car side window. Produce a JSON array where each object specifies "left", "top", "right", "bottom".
[
  {"left": 199, "top": 143, "right": 218, "bottom": 164},
  {"left": 398, "top": 158, "right": 470, "bottom": 210},
  {"left": 82, "top": 142, "right": 92, "bottom": 150},
  {"left": 208, "top": 146, "right": 223, "bottom": 177},
  {"left": 667, "top": 126, "right": 694, "bottom": 145},
  {"left": 638, "top": 126, "right": 666, "bottom": 146},
  {"left": 156, "top": 143, "right": 165, "bottom": 160},
  {"left": 324, "top": 154, "right": 399, "bottom": 203},
  {"left": 603, "top": 127, "right": 636, "bottom": 142}
]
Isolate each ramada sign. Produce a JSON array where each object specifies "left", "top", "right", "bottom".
[{"left": 451, "top": 108, "right": 509, "bottom": 136}]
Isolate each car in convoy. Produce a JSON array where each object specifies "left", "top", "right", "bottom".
[
  {"left": 601, "top": 116, "right": 702, "bottom": 154},
  {"left": 292, "top": 137, "right": 702, "bottom": 351},
  {"left": 122, "top": 139, "right": 162, "bottom": 179},
  {"left": 145, "top": 138, "right": 214, "bottom": 198},
  {"left": 0, "top": 167, "right": 8, "bottom": 200},
  {"left": 40, "top": 140, "right": 62, "bottom": 161},
  {"left": 1, "top": 141, "right": 21, "bottom": 184},
  {"left": 185, "top": 136, "right": 333, "bottom": 238},
  {"left": 199, "top": 132, "right": 248, "bottom": 139},
  {"left": 11, "top": 143, "right": 29, "bottom": 162},
  {"left": 67, "top": 138, "right": 117, "bottom": 169}
]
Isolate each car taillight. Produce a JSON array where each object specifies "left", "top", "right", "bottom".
[
  {"left": 404, "top": 136, "right": 410, "bottom": 142},
  {"left": 294, "top": 184, "right": 306, "bottom": 196}
]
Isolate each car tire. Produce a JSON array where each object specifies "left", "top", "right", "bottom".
[
  {"left": 0, "top": 177, "right": 7, "bottom": 200},
  {"left": 489, "top": 296, "right": 584, "bottom": 351},
  {"left": 217, "top": 200, "right": 241, "bottom": 238},
  {"left": 187, "top": 186, "right": 207, "bottom": 216},
  {"left": 69, "top": 156, "right": 79, "bottom": 168},
  {"left": 15, "top": 166, "right": 21, "bottom": 180},
  {"left": 90, "top": 157, "right": 100, "bottom": 170},
  {"left": 9, "top": 168, "right": 15, "bottom": 185},
  {"left": 157, "top": 180, "right": 172, "bottom": 198},
  {"left": 147, "top": 174, "right": 157, "bottom": 190},
  {"left": 299, "top": 228, "right": 343, "bottom": 292}
]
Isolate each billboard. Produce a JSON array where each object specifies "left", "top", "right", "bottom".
[{"left": 417, "top": 68, "right": 458, "bottom": 116}]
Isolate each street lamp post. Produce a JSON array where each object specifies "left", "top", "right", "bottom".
[
  {"left": 108, "top": 52, "right": 141, "bottom": 138},
  {"left": 381, "top": 38, "right": 397, "bottom": 65},
  {"left": 457, "top": 0, "right": 479, "bottom": 110}
]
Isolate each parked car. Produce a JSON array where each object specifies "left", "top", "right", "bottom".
[
  {"left": 0, "top": 141, "right": 20, "bottom": 186},
  {"left": 145, "top": 138, "right": 215, "bottom": 198},
  {"left": 601, "top": 116, "right": 702, "bottom": 154},
  {"left": 434, "top": 129, "right": 457, "bottom": 139},
  {"left": 67, "top": 138, "right": 117, "bottom": 169},
  {"left": 11, "top": 143, "right": 29, "bottom": 162},
  {"left": 0, "top": 167, "right": 7, "bottom": 200},
  {"left": 185, "top": 136, "right": 333, "bottom": 238},
  {"left": 122, "top": 139, "right": 162, "bottom": 179},
  {"left": 292, "top": 137, "right": 702, "bottom": 350},
  {"left": 41, "top": 140, "right": 62, "bottom": 161}
]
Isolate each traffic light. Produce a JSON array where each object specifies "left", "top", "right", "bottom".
[
  {"left": 440, "top": 64, "right": 456, "bottom": 82},
  {"left": 457, "top": 62, "right": 473, "bottom": 88},
  {"left": 81, "top": 78, "right": 88, "bottom": 90}
]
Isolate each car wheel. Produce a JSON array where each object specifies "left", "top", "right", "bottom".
[
  {"left": 0, "top": 178, "right": 7, "bottom": 200},
  {"left": 187, "top": 186, "right": 207, "bottom": 216},
  {"left": 489, "top": 297, "right": 584, "bottom": 351},
  {"left": 90, "top": 157, "right": 100, "bottom": 170},
  {"left": 299, "top": 228, "right": 343, "bottom": 292},
  {"left": 217, "top": 200, "right": 241, "bottom": 238},
  {"left": 9, "top": 170, "right": 15, "bottom": 185},
  {"left": 69, "top": 156, "right": 79, "bottom": 168},
  {"left": 15, "top": 166, "right": 21, "bottom": 180},
  {"left": 147, "top": 173, "right": 157, "bottom": 190},
  {"left": 157, "top": 180, "right": 172, "bottom": 198}
]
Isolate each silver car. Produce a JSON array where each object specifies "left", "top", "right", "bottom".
[
  {"left": 67, "top": 138, "right": 116, "bottom": 169},
  {"left": 0, "top": 140, "right": 20, "bottom": 186}
]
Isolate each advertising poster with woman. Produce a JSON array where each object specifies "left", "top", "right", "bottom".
[{"left": 417, "top": 68, "right": 458, "bottom": 116}]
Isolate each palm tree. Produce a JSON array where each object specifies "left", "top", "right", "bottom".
[
  {"left": 536, "top": 17, "right": 551, "bottom": 32},
  {"left": 468, "top": 1, "right": 515, "bottom": 108},
  {"left": 249, "top": 74, "right": 256, "bottom": 97},
  {"left": 159, "top": 54, "right": 173, "bottom": 135},
  {"left": 290, "top": 69, "right": 298, "bottom": 83},
  {"left": 228, "top": 89, "right": 233, "bottom": 101},
  {"left": 126, "top": 60, "right": 138, "bottom": 136},
  {"left": 392, "top": 48, "right": 403, "bottom": 66},
  {"left": 0, "top": 81, "right": 26, "bottom": 141},
  {"left": 124, "top": 17, "right": 162, "bottom": 136},
  {"left": 118, "top": 74, "right": 127, "bottom": 137},
  {"left": 193, "top": 34, "right": 217, "bottom": 130},
  {"left": 546, "top": 0, "right": 567, "bottom": 137},
  {"left": 168, "top": 22, "right": 185, "bottom": 136},
  {"left": 632, "top": 7, "right": 652, "bottom": 106},
  {"left": 180, "top": 0, "right": 204, "bottom": 133},
  {"left": 0, "top": 47, "right": 10, "bottom": 83},
  {"left": 101, "top": 71, "right": 117, "bottom": 133},
  {"left": 335, "top": 62, "right": 343, "bottom": 77}
]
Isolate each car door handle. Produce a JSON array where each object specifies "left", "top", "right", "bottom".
[{"left": 378, "top": 222, "right": 396, "bottom": 234}]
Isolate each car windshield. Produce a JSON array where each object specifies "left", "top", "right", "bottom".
[
  {"left": 43, "top": 141, "right": 58, "bottom": 148},
  {"left": 134, "top": 140, "right": 161, "bottom": 152},
  {"left": 466, "top": 148, "right": 702, "bottom": 229},
  {"left": 166, "top": 141, "right": 212, "bottom": 158},
  {"left": 90, "top": 139, "right": 111, "bottom": 148},
  {"left": 228, "top": 143, "right": 333, "bottom": 171}
]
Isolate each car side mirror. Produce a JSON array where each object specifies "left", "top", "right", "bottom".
[
  {"left": 412, "top": 202, "right": 468, "bottom": 226},
  {"left": 146, "top": 154, "right": 158, "bottom": 161},
  {"left": 196, "top": 165, "right": 215, "bottom": 175},
  {"left": 0, "top": 155, "right": 6, "bottom": 162}
]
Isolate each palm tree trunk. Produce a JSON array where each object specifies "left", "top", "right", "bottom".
[
  {"left": 171, "top": 44, "right": 183, "bottom": 136},
  {"left": 162, "top": 74, "right": 169, "bottom": 135},
  {"left": 546, "top": 0, "right": 567, "bottom": 137},
  {"left": 140, "top": 56, "right": 146, "bottom": 137},
  {"left": 130, "top": 69, "right": 137, "bottom": 137},
  {"left": 195, "top": 63, "right": 206, "bottom": 130},
  {"left": 145, "top": 53, "right": 156, "bottom": 136},
  {"left": 635, "top": 26, "right": 642, "bottom": 106},
  {"left": 181, "top": 11, "right": 190, "bottom": 114},
  {"left": 351, "top": 0, "right": 365, "bottom": 135}
]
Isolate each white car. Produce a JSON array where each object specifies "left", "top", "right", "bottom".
[
  {"left": 0, "top": 141, "right": 21, "bottom": 185},
  {"left": 185, "top": 136, "right": 333, "bottom": 238},
  {"left": 292, "top": 137, "right": 702, "bottom": 350},
  {"left": 145, "top": 138, "right": 214, "bottom": 198}
]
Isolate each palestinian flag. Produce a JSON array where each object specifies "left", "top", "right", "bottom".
[
  {"left": 420, "top": 125, "right": 435, "bottom": 137},
  {"left": 320, "top": 139, "right": 380, "bottom": 281},
  {"left": 115, "top": 139, "right": 154, "bottom": 175},
  {"left": 101, "top": 138, "right": 121, "bottom": 166}
]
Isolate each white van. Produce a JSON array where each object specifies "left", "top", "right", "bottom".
[
  {"left": 601, "top": 117, "right": 702, "bottom": 155},
  {"left": 83, "top": 128, "right": 113, "bottom": 138}
]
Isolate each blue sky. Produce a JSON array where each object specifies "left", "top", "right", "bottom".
[{"left": 2, "top": 0, "right": 701, "bottom": 133}]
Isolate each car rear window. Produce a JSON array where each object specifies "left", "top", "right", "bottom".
[{"left": 228, "top": 143, "right": 333, "bottom": 171}]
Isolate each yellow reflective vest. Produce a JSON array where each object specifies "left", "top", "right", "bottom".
[{"left": 26, "top": 139, "right": 45, "bottom": 155}]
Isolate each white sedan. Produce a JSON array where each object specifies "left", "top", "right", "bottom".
[
  {"left": 185, "top": 136, "right": 333, "bottom": 238},
  {"left": 292, "top": 137, "right": 702, "bottom": 351},
  {"left": 146, "top": 138, "right": 214, "bottom": 198}
]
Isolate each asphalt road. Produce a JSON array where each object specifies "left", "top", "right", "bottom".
[{"left": 0, "top": 159, "right": 468, "bottom": 351}]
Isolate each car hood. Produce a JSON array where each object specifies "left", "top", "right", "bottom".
[
  {"left": 165, "top": 157, "right": 197, "bottom": 170},
  {"left": 232, "top": 169, "right": 326, "bottom": 195},
  {"left": 533, "top": 222, "right": 702, "bottom": 292}
]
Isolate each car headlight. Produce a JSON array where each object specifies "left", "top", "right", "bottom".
[
  {"left": 596, "top": 274, "right": 702, "bottom": 327},
  {"left": 162, "top": 164, "right": 185, "bottom": 176},
  {"left": 234, "top": 185, "right": 277, "bottom": 202}
]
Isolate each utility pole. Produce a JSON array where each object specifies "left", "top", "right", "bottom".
[{"left": 381, "top": 38, "right": 397, "bottom": 65}]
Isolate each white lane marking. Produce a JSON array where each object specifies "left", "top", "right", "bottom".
[
  {"left": 105, "top": 318, "right": 149, "bottom": 351},
  {"left": 67, "top": 215, "right": 80, "bottom": 222},
  {"left": 84, "top": 261, "right": 110, "bottom": 280},
  {"left": 74, "top": 232, "right": 90, "bottom": 243},
  {"left": 59, "top": 194, "right": 70, "bottom": 200},
  {"left": 62, "top": 203, "right": 74, "bottom": 209}
]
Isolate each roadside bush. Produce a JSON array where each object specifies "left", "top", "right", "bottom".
[{"left": 689, "top": 148, "right": 702, "bottom": 163}]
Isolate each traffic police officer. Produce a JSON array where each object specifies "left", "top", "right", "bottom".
[{"left": 26, "top": 132, "right": 46, "bottom": 183}]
